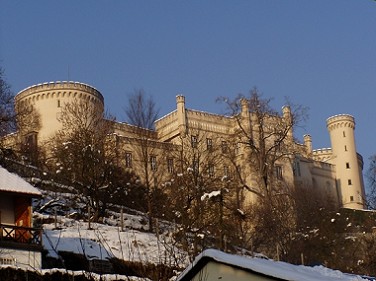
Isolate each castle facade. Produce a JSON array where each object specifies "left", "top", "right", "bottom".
[{"left": 5, "top": 81, "right": 366, "bottom": 210}]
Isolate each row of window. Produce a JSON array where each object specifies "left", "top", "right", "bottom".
[
  {"left": 125, "top": 151, "right": 237, "bottom": 178},
  {"left": 191, "top": 136, "right": 229, "bottom": 153},
  {"left": 125, "top": 152, "right": 158, "bottom": 172},
  {"left": 125, "top": 151, "right": 284, "bottom": 180}
]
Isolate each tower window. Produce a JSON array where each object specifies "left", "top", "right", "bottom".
[
  {"left": 223, "top": 165, "right": 229, "bottom": 177},
  {"left": 343, "top": 131, "right": 346, "bottom": 137},
  {"left": 208, "top": 164, "right": 214, "bottom": 177},
  {"left": 167, "top": 158, "right": 174, "bottom": 173},
  {"left": 344, "top": 145, "right": 347, "bottom": 151},
  {"left": 350, "top": 196, "right": 354, "bottom": 201},
  {"left": 346, "top": 162, "right": 350, "bottom": 169},
  {"left": 150, "top": 155, "right": 157, "bottom": 171},
  {"left": 293, "top": 160, "right": 301, "bottom": 177},
  {"left": 57, "top": 100, "right": 61, "bottom": 107},
  {"left": 206, "top": 138, "right": 213, "bottom": 151},
  {"left": 275, "top": 165, "right": 283, "bottom": 180},
  {"left": 221, "top": 141, "right": 228, "bottom": 153},
  {"left": 125, "top": 152, "right": 132, "bottom": 168},
  {"left": 191, "top": 135, "right": 198, "bottom": 148},
  {"left": 348, "top": 179, "right": 352, "bottom": 185}
]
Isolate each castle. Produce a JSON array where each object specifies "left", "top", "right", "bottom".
[{"left": 3, "top": 81, "right": 366, "bottom": 210}]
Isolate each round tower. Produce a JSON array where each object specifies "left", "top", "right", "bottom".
[
  {"left": 326, "top": 114, "right": 365, "bottom": 209},
  {"left": 15, "top": 81, "right": 104, "bottom": 144}
]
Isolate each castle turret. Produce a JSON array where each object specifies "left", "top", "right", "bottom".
[
  {"left": 303, "top": 134, "right": 312, "bottom": 156},
  {"left": 326, "top": 114, "right": 365, "bottom": 209},
  {"left": 176, "top": 95, "right": 187, "bottom": 137},
  {"left": 282, "top": 105, "right": 293, "bottom": 142}
]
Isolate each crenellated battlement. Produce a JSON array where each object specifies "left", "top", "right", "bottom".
[
  {"left": 187, "top": 109, "right": 232, "bottom": 122},
  {"left": 326, "top": 114, "right": 355, "bottom": 131},
  {"left": 15, "top": 81, "right": 104, "bottom": 104},
  {"left": 312, "top": 148, "right": 333, "bottom": 162},
  {"left": 313, "top": 148, "right": 333, "bottom": 155},
  {"left": 155, "top": 110, "right": 178, "bottom": 127}
]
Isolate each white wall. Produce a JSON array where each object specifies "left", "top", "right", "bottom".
[{"left": 0, "top": 248, "right": 42, "bottom": 269}]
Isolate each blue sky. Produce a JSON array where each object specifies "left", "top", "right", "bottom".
[{"left": 1, "top": 1, "right": 376, "bottom": 183}]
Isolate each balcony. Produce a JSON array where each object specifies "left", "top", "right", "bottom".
[{"left": 0, "top": 224, "right": 42, "bottom": 251}]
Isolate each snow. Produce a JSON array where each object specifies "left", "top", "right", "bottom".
[
  {"left": 41, "top": 214, "right": 189, "bottom": 266},
  {"left": 200, "top": 190, "right": 221, "bottom": 201},
  {"left": 176, "top": 249, "right": 369, "bottom": 281},
  {"left": 0, "top": 266, "right": 150, "bottom": 281},
  {"left": 20, "top": 177, "right": 373, "bottom": 280},
  {"left": 0, "top": 166, "right": 41, "bottom": 196}
]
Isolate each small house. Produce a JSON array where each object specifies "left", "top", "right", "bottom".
[
  {"left": 177, "top": 249, "right": 368, "bottom": 281},
  {"left": 0, "top": 166, "right": 42, "bottom": 269}
]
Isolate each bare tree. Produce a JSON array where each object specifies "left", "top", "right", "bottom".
[
  {"left": 122, "top": 89, "right": 161, "bottom": 231},
  {"left": 0, "top": 67, "right": 15, "bottom": 137},
  {"left": 162, "top": 129, "right": 248, "bottom": 259},
  {"left": 0, "top": 67, "right": 42, "bottom": 166},
  {"left": 124, "top": 89, "right": 159, "bottom": 130},
  {"left": 47, "top": 99, "right": 129, "bottom": 221},
  {"left": 218, "top": 88, "right": 308, "bottom": 199},
  {"left": 217, "top": 88, "right": 309, "bottom": 258},
  {"left": 366, "top": 155, "right": 376, "bottom": 210}
]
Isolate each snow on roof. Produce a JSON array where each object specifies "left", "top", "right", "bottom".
[
  {"left": 177, "top": 249, "right": 369, "bottom": 281},
  {"left": 0, "top": 166, "right": 41, "bottom": 196}
]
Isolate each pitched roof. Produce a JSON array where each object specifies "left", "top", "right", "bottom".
[
  {"left": 0, "top": 166, "right": 41, "bottom": 196},
  {"left": 177, "top": 249, "right": 369, "bottom": 281}
]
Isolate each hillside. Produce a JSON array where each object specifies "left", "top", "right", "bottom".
[
  {"left": 1, "top": 160, "right": 376, "bottom": 280},
  {"left": 33, "top": 189, "right": 189, "bottom": 280}
]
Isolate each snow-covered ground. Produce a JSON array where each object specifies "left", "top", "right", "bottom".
[
  {"left": 39, "top": 214, "right": 374, "bottom": 281},
  {"left": 32, "top": 189, "right": 374, "bottom": 281},
  {"left": 41, "top": 214, "right": 188, "bottom": 267}
]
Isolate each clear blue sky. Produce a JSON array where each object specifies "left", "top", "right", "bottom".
[{"left": 1, "top": 1, "right": 375, "bottom": 183}]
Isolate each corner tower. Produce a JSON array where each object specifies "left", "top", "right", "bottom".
[
  {"left": 15, "top": 81, "right": 104, "bottom": 145},
  {"left": 327, "top": 114, "right": 365, "bottom": 209}
]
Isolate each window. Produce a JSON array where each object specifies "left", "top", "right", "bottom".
[
  {"left": 23, "top": 132, "right": 37, "bottom": 153},
  {"left": 343, "top": 131, "right": 346, "bottom": 137},
  {"left": 208, "top": 164, "right": 214, "bottom": 177},
  {"left": 344, "top": 145, "right": 347, "bottom": 151},
  {"left": 293, "top": 160, "right": 301, "bottom": 177},
  {"left": 348, "top": 179, "right": 352, "bottom": 185},
  {"left": 0, "top": 257, "right": 16, "bottom": 265},
  {"left": 191, "top": 135, "right": 198, "bottom": 148},
  {"left": 346, "top": 162, "right": 350, "bottom": 169},
  {"left": 57, "top": 100, "right": 61, "bottom": 107},
  {"left": 167, "top": 158, "right": 174, "bottom": 173},
  {"left": 350, "top": 196, "right": 354, "bottom": 201},
  {"left": 221, "top": 141, "right": 228, "bottom": 153},
  {"left": 150, "top": 156, "right": 157, "bottom": 171},
  {"left": 206, "top": 138, "right": 213, "bottom": 151},
  {"left": 275, "top": 165, "right": 283, "bottom": 180},
  {"left": 25, "top": 133, "right": 37, "bottom": 147},
  {"left": 125, "top": 152, "right": 132, "bottom": 168},
  {"left": 223, "top": 165, "right": 229, "bottom": 177}
]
